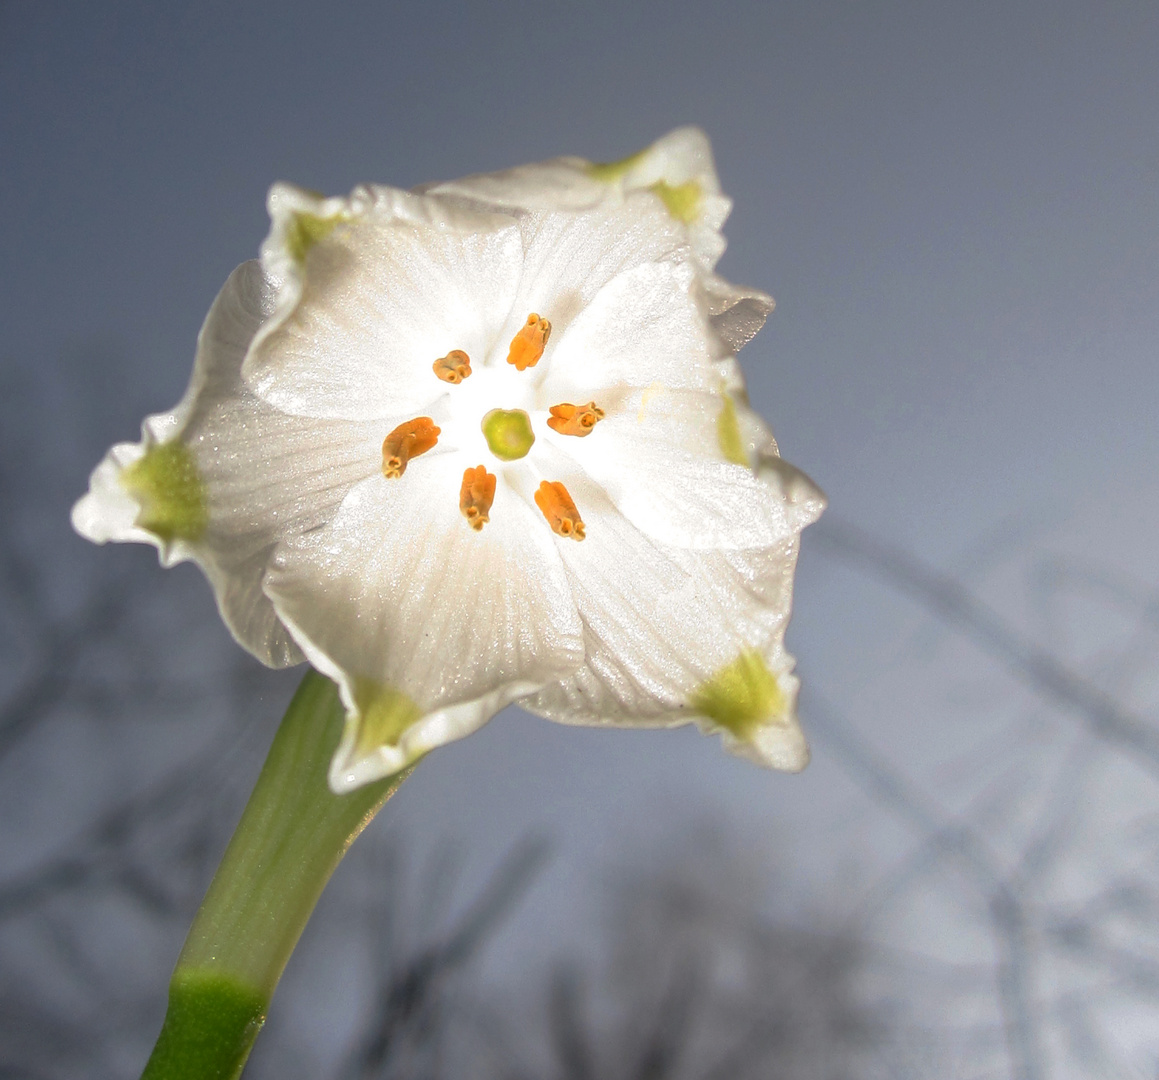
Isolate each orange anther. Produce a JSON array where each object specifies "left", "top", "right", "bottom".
[
  {"left": 459, "top": 465, "right": 497, "bottom": 531},
  {"left": 506, "top": 313, "right": 551, "bottom": 371},
  {"left": 547, "top": 401, "right": 605, "bottom": 437},
  {"left": 433, "top": 349, "right": 472, "bottom": 384},
  {"left": 381, "top": 417, "right": 440, "bottom": 479},
  {"left": 534, "top": 480, "right": 585, "bottom": 540}
]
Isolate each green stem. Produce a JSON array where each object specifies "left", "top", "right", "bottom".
[{"left": 141, "top": 670, "right": 410, "bottom": 1080}]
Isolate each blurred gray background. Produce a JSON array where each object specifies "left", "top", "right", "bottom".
[{"left": 2, "top": 2, "right": 1158, "bottom": 1077}]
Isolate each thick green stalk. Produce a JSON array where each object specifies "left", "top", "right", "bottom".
[{"left": 141, "top": 670, "right": 410, "bottom": 1080}]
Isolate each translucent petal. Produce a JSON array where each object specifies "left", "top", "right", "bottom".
[
  {"left": 421, "top": 126, "right": 732, "bottom": 271},
  {"left": 561, "top": 408, "right": 799, "bottom": 550},
  {"left": 263, "top": 454, "right": 585, "bottom": 785},
  {"left": 521, "top": 473, "right": 809, "bottom": 769},
  {"left": 538, "top": 260, "right": 718, "bottom": 405},
  {"left": 703, "top": 273, "right": 776, "bottom": 351},
  {"left": 755, "top": 451, "right": 828, "bottom": 535},
  {"left": 600, "top": 126, "right": 732, "bottom": 271},
  {"left": 501, "top": 194, "right": 689, "bottom": 352},
  {"left": 246, "top": 184, "right": 524, "bottom": 420},
  {"left": 418, "top": 156, "right": 608, "bottom": 212}
]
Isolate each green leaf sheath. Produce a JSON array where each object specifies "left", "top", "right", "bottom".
[{"left": 141, "top": 670, "right": 411, "bottom": 1080}]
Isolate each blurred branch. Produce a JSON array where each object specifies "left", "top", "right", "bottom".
[
  {"left": 0, "top": 571, "right": 132, "bottom": 763},
  {"left": 812, "top": 516, "right": 1159, "bottom": 775},
  {"left": 339, "top": 838, "right": 550, "bottom": 1080},
  {"left": 0, "top": 733, "right": 239, "bottom": 920},
  {"left": 802, "top": 691, "right": 1046, "bottom": 1080}
]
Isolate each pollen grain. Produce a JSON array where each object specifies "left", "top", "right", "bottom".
[
  {"left": 534, "top": 480, "right": 585, "bottom": 540},
  {"left": 506, "top": 313, "right": 551, "bottom": 371},
  {"left": 433, "top": 349, "right": 472, "bottom": 383},
  {"left": 382, "top": 417, "right": 440, "bottom": 479},
  {"left": 459, "top": 465, "right": 497, "bottom": 531},
  {"left": 547, "top": 401, "right": 605, "bottom": 437}
]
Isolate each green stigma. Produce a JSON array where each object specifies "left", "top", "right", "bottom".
[
  {"left": 121, "top": 441, "right": 208, "bottom": 543},
  {"left": 691, "top": 649, "right": 786, "bottom": 741},
  {"left": 650, "top": 180, "right": 702, "bottom": 224},
  {"left": 482, "top": 409, "right": 535, "bottom": 461}
]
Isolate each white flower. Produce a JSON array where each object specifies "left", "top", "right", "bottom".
[{"left": 73, "top": 129, "right": 825, "bottom": 792}]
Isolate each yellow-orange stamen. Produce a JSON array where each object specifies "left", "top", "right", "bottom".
[
  {"left": 547, "top": 401, "right": 605, "bottom": 437},
  {"left": 381, "top": 417, "right": 440, "bottom": 479},
  {"left": 459, "top": 465, "right": 496, "bottom": 531},
  {"left": 433, "top": 349, "right": 472, "bottom": 383},
  {"left": 506, "top": 313, "right": 551, "bottom": 371},
  {"left": 534, "top": 480, "right": 585, "bottom": 540}
]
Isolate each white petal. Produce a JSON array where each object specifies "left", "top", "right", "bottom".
[
  {"left": 246, "top": 184, "right": 524, "bottom": 420},
  {"left": 606, "top": 127, "right": 732, "bottom": 272},
  {"left": 421, "top": 127, "right": 732, "bottom": 272},
  {"left": 561, "top": 408, "right": 798, "bottom": 550},
  {"left": 184, "top": 261, "right": 409, "bottom": 666},
  {"left": 202, "top": 546, "right": 304, "bottom": 668},
  {"left": 418, "top": 156, "right": 609, "bottom": 212},
  {"left": 72, "top": 263, "right": 309, "bottom": 666},
  {"left": 263, "top": 454, "right": 585, "bottom": 784},
  {"left": 72, "top": 260, "right": 410, "bottom": 669},
  {"left": 71, "top": 443, "right": 152, "bottom": 547},
  {"left": 520, "top": 474, "right": 809, "bottom": 769},
  {"left": 70, "top": 440, "right": 303, "bottom": 667},
  {"left": 503, "top": 194, "right": 689, "bottom": 349},
  {"left": 541, "top": 383, "right": 775, "bottom": 476},
  {"left": 538, "top": 261, "right": 718, "bottom": 402},
  {"left": 755, "top": 451, "right": 828, "bottom": 534}
]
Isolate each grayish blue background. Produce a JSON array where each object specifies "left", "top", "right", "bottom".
[{"left": 3, "top": 2, "right": 1157, "bottom": 1076}]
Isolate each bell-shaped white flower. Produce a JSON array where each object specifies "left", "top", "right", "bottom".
[{"left": 73, "top": 129, "right": 825, "bottom": 792}]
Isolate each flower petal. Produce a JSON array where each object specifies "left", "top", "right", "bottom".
[
  {"left": 245, "top": 184, "right": 524, "bottom": 420},
  {"left": 520, "top": 472, "right": 809, "bottom": 770},
  {"left": 556, "top": 406, "right": 799, "bottom": 550},
  {"left": 755, "top": 451, "right": 828, "bottom": 534},
  {"left": 71, "top": 260, "right": 404, "bottom": 668},
  {"left": 537, "top": 260, "right": 719, "bottom": 405},
  {"left": 422, "top": 126, "right": 732, "bottom": 272},
  {"left": 183, "top": 263, "right": 386, "bottom": 548},
  {"left": 502, "top": 193, "right": 689, "bottom": 351},
  {"left": 418, "top": 155, "right": 608, "bottom": 212},
  {"left": 593, "top": 126, "right": 733, "bottom": 271},
  {"left": 262, "top": 454, "right": 585, "bottom": 789}
]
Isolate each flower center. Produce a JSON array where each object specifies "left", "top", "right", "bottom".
[{"left": 380, "top": 313, "right": 600, "bottom": 541}]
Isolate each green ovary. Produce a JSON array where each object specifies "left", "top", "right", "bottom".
[
  {"left": 691, "top": 650, "right": 786, "bottom": 741},
  {"left": 482, "top": 408, "right": 535, "bottom": 461},
  {"left": 121, "top": 441, "right": 208, "bottom": 543}
]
